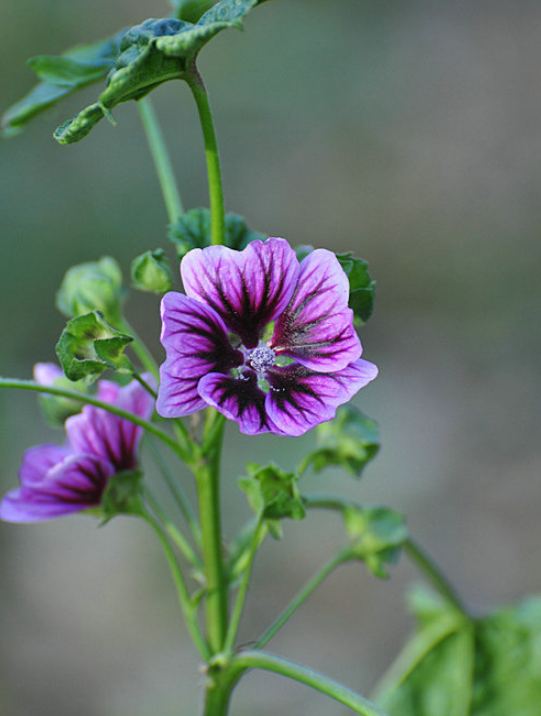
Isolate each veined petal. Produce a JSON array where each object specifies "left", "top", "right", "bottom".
[
  {"left": 271, "top": 249, "right": 362, "bottom": 372},
  {"left": 0, "top": 453, "right": 114, "bottom": 523},
  {"left": 198, "top": 371, "right": 281, "bottom": 436},
  {"left": 18, "top": 444, "right": 72, "bottom": 488},
  {"left": 66, "top": 376, "right": 154, "bottom": 471},
  {"left": 266, "top": 359, "right": 378, "bottom": 437},
  {"left": 181, "top": 238, "right": 299, "bottom": 349},
  {"left": 157, "top": 292, "right": 243, "bottom": 418}
]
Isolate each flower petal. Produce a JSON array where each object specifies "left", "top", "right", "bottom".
[
  {"left": 266, "top": 359, "right": 378, "bottom": 436},
  {"left": 33, "top": 362, "right": 63, "bottom": 386},
  {"left": 198, "top": 371, "right": 281, "bottom": 435},
  {"left": 181, "top": 238, "right": 299, "bottom": 348},
  {"left": 0, "top": 453, "right": 114, "bottom": 523},
  {"left": 271, "top": 249, "right": 362, "bottom": 372},
  {"left": 157, "top": 292, "right": 243, "bottom": 417},
  {"left": 67, "top": 377, "right": 154, "bottom": 471},
  {"left": 18, "top": 444, "right": 72, "bottom": 488}
]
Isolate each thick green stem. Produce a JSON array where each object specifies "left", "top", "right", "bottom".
[
  {"left": 228, "top": 651, "right": 391, "bottom": 716},
  {"left": 143, "top": 514, "right": 210, "bottom": 661},
  {"left": 255, "top": 548, "right": 353, "bottom": 650},
  {"left": 186, "top": 69, "right": 226, "bottom": 246},
  {"left": 195, "top": 412, "right": 228, "bottom": 653},
  {"left": 404, "top": 538, "right": 468, "bottom": 615},
  {"left": 138, "top": 97, "right": 184, "bottom": 223},
  {"left": 0, "top": 378, "right": 189, "bottom": 462}
]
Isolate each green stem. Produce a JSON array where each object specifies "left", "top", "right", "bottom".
[
  {"left": 228, "top": 651, "right": 391, "bottom": 716},
  {"left": 143, "top": 485, "right": 202, "bottom": 571},
  {"left": 404, "top": 538, "right": 468, "bottom": 615},
  {"left": 143, "top": 514, "right": 210, "bottom": 661},
  {"left": 147, "top": 438, "right": 202, "bottom": 547},
  {"left": 304, "top": 494, "right": 469, "bottom": 615},
  {"left": 138, "top": 97, "right": 184, "bottom": 223},
  {"left": 195, "top": 412, "right": 228, "bottom": 653},
  {"left": 186, "top": 68, "right": 226, "bottom": 246},
  {"left": 118, "top": 317, "right": 159, "bottom": 381},
  {"left": 0, "top": 378, "right": 189, "bottom": 462},
  {"left": 223, "top": 518, "right": 265, "bottom": 654},
  {"left": 254, "top": 548, "right": 353, "bottom": 650}
]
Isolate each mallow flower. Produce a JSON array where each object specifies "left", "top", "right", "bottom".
[
  {"left": 0, "top": 373, "right": 155, "bottom": 523},
  {"left": 157, "top": 238, "right": 377, "bottom": 436}
]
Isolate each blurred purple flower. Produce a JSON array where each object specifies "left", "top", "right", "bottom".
[
  {"left": 0, "top": 374, "right": 155, "bottom": 523},
  {"left": 157, "top": 238, "right": 377, "bottom": 436}
]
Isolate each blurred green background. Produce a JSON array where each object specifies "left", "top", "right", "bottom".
[{"left": 1, "top": 0, "right": 540, "bottom": 714}]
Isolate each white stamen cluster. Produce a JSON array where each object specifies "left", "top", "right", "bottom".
[{"left": 249, "top": 345, "right": 276, "bottom": 372}]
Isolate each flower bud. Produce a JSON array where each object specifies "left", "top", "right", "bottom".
[
  {"left": 131, "top": 249, "right": 173, "bottom": 294},
  {"left": 56, "top": 256, "right": 124, "bottom": 324}
]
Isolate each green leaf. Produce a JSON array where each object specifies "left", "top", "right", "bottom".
[
  {"left": 2, "top": 33, "right": 123, "bottom": 136},
  {"left": 335, "top": 252, "right": 376, "bottom": 326},
  {"left": 53, "top": 1, "right": 271, "bottom": 144},
  {"left": 55, "top": 311, "right": 133, "bottom": 381},
  {"left": 100, "top": 470, "right": 145, "bottom": 522},
  {"left": 306, "top": 405, "right": 380, "bottom": 478},
  {"left": 171, "top": 0, "right": 217, "bottom": 22},
  {"left": 374, "top": 588, "right": 541, "bottom": 716},
  {"left": 168, "top": 207, "right": 266, "bottom": 259},
  {"left": 343, "top": 505, "right": 408, "bottom": 578},
  {"left": 238, "top": 462, "right": 305, "bottom": 539},
  {"left": 131, "top": 249, "right": 173, "bottom": 294}
]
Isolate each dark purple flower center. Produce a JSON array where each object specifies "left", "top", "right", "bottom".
[{"left": 247, "top": 345, "right": 276, "bottom": 372}]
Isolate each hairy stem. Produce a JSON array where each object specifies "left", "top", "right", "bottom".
[
  {"left": 143, "top": 514, "right": 210, "bottom": 661},
  {"left": 254, "top": 548, "right": 353, "bottom": 650},
  {"left": 138, "top": 97, "right": 184, "bottom": 223},
  {"left": 186, "top": 69, "right": 226, "bottom": 246},
  {"left": 228, "top": 651, "right": 391, "bottom": 716},
  {"left": 0, "top": 378, "right": 190, "bottom": 462}
]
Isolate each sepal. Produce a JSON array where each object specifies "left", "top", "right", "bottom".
[
  {"left": 304, "top": 405, "right": 380, "bottom": 478},
  {"left": 335, "top": 253, "right": 376, "bottom": 326},
  {"left": 238, "top": 462, "right": 305, "bottom": 539},
  {"left": 168, "top": 207, "right": 266, "bottom": 259},
  {"left": 56, "top": 256, "right": 124, "bottom": 324},
  {"left": 56, "top": 311, "right": 133, "bottom": 381},
  {"left": 131, "top": 249, "right": 173, "bottom": 294},
  {"left": 100, "top": 469, "right": 145, "bottom": 522}
]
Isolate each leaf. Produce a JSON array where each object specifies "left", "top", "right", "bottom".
[
  {"left": 168, "top": 207, "right": 266, "bottom": 259},
  {"left": 335, "top": 252, "right": 376, "bottom": 326},
  {"left": 170, "top": 0, "right": 217, "bottom": 22},
  {"left": 131, "top": 249, "right": 173, "bottom": 294},
  {"left": 2, "top": 33, "right": 124, "bottom": 136},
  {"left": 374, "top": 587, "right": 541, "bottom": 716},
  {"left": 306, "top": 405, "right": 380, "bottom": 478},
  {"left": 343, "top": 505, "right": 408, "bottom": 578},
  {"left": 238, "top": 462, "right": 305, "bottom": 539},
  {"left": 55, "top": 311, "right": 133, "bottom": 381},
  {"left": 53, "top": 1, "right": 271, "bottom": 144}
]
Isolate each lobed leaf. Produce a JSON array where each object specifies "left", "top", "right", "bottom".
[
  {"left": 168, "top": 206, "right": 266, "bottom": 259},
  {"left": 335, "top": 252, "right": 376, "bottom": 326},
  {"left": 55, "top": 311, "right": 133, "bottom": 381},
  {"left": 306, "top": 405, "right": 380, "bottom": 478}
]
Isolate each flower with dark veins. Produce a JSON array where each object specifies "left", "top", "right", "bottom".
[
  {"left": 157, "top": 238, "right": 378, "bottom": 436},
  {"left": 0, "top": 373, "right": 155, "bottom": 522}
]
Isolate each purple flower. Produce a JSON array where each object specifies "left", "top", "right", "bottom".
[
  {"left": 0, "top": 376, "right": 155, "bottom": 523},
  {"left": 157, "top": 238, "right": 377, "bottom": 436}
]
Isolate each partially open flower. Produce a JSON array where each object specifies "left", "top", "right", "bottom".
[
  {"left": 0, "top": 377, "right": 155, "bottom": 523},
  {"left": 157, "top": 238, "right": 377, "bottom": 436}
]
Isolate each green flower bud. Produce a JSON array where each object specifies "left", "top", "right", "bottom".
[
  {"left": 56, "top": 256, "right": 124, "bottom": 324},
  {"left": 131, "top": 249, "right": 173, "bottom": 294}
]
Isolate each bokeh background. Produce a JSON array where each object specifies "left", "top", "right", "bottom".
[{"left": 1, "top": 0, "right": 540, "bottom": 714}]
